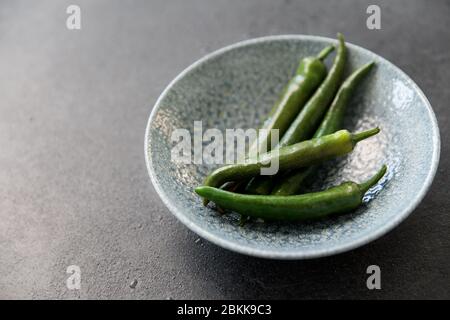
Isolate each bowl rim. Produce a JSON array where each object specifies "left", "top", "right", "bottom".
[{"left": 144, "top": 34, "right": 441, "bottom": 259}]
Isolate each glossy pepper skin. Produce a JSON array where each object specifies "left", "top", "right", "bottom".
[
  {"left": 272, "top": 61, "right": 375, "bottom": 196},
  {"left": 246, "top": 33, "right": 347, "bottom": 195},
  {"left": 201, "top": 128, "right": 380, "bottom": 192},
  {"left": 248, "top": 45, "right": 334, "bottom": 157},
  {"left": 196, "top": 166, "right": 387, "bottom": 221},
  {"left": 219, "top": 46, "right": 334, "bottom": 201}
]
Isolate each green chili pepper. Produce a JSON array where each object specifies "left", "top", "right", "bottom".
[
  {"left": 220, "top": 45, "right": 334, "bottom": 198},
  {"left": 246, "top": 33, "right": 347, "bottom": 195},
  {"left": 248, "top": 45, "right": 334, "bottom": 157},
  {"left": 202, "top": 128, "right": 380, "bottom": 194},
  {"left": 272, "top": 61, "right": 375, "bottom": 196},
  {"left": 196, "top": 165, "right": 387, "bottom": 221}
]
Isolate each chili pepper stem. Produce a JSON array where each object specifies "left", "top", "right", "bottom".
[
  {"left": 317, "top": 45, "right": 335, "bottom": 61},
  {"left": 359, "top": 165, "right": 387, "bottom": 194},
  {"left": 352, "top": 127, "right": 380, "bottom": 144}
]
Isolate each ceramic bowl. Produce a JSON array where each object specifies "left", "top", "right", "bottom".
[{"left": 145, "top": 35, "right": 440, "bottom": 259}]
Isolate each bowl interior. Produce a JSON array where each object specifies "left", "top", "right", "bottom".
[{"left": 146, "top": 36, "right": 439, "bottom": 259}]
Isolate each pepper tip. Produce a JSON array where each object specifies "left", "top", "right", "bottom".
[
  {"left": 352, "top": 127, "right": 380, "bottom": 144},
  {"left": 317, "top": 45, "right": 335, "bottom": 61},
  {"left": 360, "top": 165, "right": 388, "bottom": 193},
  {"left": 195, "top": 186, "right": 210, "bottom": 206}
]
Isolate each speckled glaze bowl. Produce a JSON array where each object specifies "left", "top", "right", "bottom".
[{"left": 145, "top": 35, "right": 440, "bottom": 259}]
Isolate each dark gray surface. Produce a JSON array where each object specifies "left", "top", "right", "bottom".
[{"left": 0, "top": 0, "right": 449, "bottom": 299}]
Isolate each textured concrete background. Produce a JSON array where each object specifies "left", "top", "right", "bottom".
[{"left": 0, "top": 0, "right": 449, "bottom": 299}]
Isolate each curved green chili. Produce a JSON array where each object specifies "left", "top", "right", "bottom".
[
  {"left": 248, "top": 45, "right": 334, "bottom": 157},
  {"left": 196, "top": 165, "right": 387, "bottom": 221},
  {"left": 246, "top": 33, "right": 347, "bottom": 195},
  {"left": 202, "top": 128, "right": 380, "bottom": 193},
  {"left": 212, "top": 46, "right": 335, "bottom": 206},
  {"left": 272, "top": 61, "right": 375, "bottom": 196}
]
